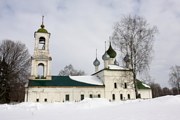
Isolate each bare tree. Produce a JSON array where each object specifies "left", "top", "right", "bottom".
[
  {"left": 169, "top": 65, "right": 180, "bottom": 94},
  {"left": 59, "top": 64, "right": 85, "bottom": 76},
  {"left": 111, "top": 15, "right": 158, "bottom": 98},
  {"left": 0, "top": 40, "right": 31, "bottom": 103},
  {"left": 171, "top": 87, "right": 179, "bottom": 95}
]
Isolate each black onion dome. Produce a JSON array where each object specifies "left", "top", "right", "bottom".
[
  {"left": 106, "top": 43, "right": 117, "bottom": 58},
  {"left": 93, "top": 58, "right": 100, "bottom": 66}
]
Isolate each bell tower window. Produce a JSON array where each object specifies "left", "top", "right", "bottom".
[
  {"left": 38, "top": 63, "right": 45, "bottom": 79},
  {"left": 39, "top": 37, "right": 45, "bottom": 50}
]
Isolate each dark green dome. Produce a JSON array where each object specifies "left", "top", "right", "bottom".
[
  {"left": 37, "top": 24, "right": 48, "bottom": 33},
  {"left": 106, "top": 43, "right": 116, "bottom": 58}
]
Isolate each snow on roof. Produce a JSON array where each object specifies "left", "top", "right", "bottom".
[
  {"left": 69, "top": 76, "right": 103, "bottom": 85},
  {"left": 108, "top": 65, "right": 127, "bottom": 70},
  {"left": 142, "top": 83, "right": 150, "bottom": 88}
]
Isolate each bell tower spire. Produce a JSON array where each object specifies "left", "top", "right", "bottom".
[
  {"left": 30, "top": 16, "right": 52, "bottom": 80},
  {"left": 42, "top": 15, "right": 44, "bottom": 25}
]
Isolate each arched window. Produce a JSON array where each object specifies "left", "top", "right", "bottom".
[
  {"left": 98, "top": 94, "right": 101, "bottom": 98},
  {"left": 128, "top": 94, "right": 130, "bottom": 99},
  {"left": 38, "top": 37, "right": 45, "bottom": 50},
  {"left": 81, "top": 94, "right": 84, "bottom": 100},
  {"left": 114, "top": 83, "right": 117, "bottom": 88},
  {"left": 89, "top": 94, "right": 93, "bottom": 98},
  {"left": 124, "top": 83, "right": 127, "bottom": 89},
  {"left": 120, "top": 94, "right": 123, "bottom": 100},
  {"left": 65, "top": 94, "right": 70, "bottom": 101},
  {"left": 38, "top": 63, "right": 44, "bottom": 78},
  {"left": 112, "top": 94, "right": 115, "bottom": 100}
]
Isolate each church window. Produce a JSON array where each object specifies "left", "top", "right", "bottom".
[
  {"left": 120, "top": 94, "right": 123, "bottom": 100},
  {"left": 114, "top": 83, "right": 117, "bottom": 88},
  {"left": 81, "top": 94, "right": 84, "bottom": 100},
  {"left": 89, "top": 94, "right": 93, "bottom": 98},
  {"left": 36, "top": 99, "right": 39, "bottom": 102},
  {"left": 124, "top": 83, "right": 127, "bottom": 89},
  {"left": 128, "top": 94, "right": 130, "bottom": 99},
  {"left": 112, "top": 94, "right": 115, "bottom": 100},
  {"left": 44, "top": 98, "right": 47, "bottom": 102},
  {"left": 38, "top": 37, "right": 45, "bottom": 50},
  {"left": 37, "top": 63, "right": 45, "bottom": 79},
  {"left": 98, "top": 94, "right": 101, "bottom": 98},
  {"left": 65, "top": 94, "right": 69, "bottom": 101}
]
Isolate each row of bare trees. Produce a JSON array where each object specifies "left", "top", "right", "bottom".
[
  {"left": 59, "top": 64, "right": 85, "bottom": 76},
  {"left": 150, "top": 82, "right": 179, "bottom": 98}
]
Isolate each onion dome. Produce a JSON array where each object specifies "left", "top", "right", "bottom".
[
  {"left": 106, "top": 42, "right": 117, "bottom": 58},
  {"left": 93, "top": 58, "right": 100, "bottom": 66},
  {"left": 124, "top": 54, "right": 130, "bottom": 63},
  {"left": 102, "top": 51, "right": 110, "bottom": 61},
  {"left": 114, "top": 59, "right": 119, "bottom": 66},
  {"left": 37, "top": 24, "right": 48, "bottom": 33}
]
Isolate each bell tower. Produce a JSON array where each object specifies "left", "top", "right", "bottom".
[{"left": 30, "top": 16, "right": 52, "bottom": 80}]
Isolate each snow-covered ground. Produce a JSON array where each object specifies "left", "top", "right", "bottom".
[{"left": 0, "top": 95, "right": 180, "bottom": 120}]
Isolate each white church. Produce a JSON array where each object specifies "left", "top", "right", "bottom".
[{"left": 25, "top": 19, "right": 152, "bottom": 103}]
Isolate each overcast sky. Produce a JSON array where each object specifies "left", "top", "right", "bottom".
[{"left": 0, "top": 0, "right": 180, "bottom": 87}]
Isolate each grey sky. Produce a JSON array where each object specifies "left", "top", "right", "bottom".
[{"left": 0, "top": 0, "right": 180, "bottom": 87}]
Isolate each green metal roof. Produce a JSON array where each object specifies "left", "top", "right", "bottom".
[
  {"left": 136, "top": 80, "right": 151, "bottom": 89},
  {"left": 29, "top": 76, "right": 104, "bottom": 87},
  {"left": 37, "top": 28, "right": 48, "bottom": 33},
  {"left": 29, "top": 75, "right": 150, "bottom": 89}
]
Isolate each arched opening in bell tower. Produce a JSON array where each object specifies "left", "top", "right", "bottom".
[
  {"left": 38, "top": 63, "right": 45, "bottom": 79},
  {"left": 38, "top": 37, "right": 45, "bottom": 50}
]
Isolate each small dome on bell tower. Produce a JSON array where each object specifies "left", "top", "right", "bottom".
[{"left": 36, "top": 16, "right": 49, "bottom": 33}]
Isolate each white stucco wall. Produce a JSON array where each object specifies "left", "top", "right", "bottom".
[
  {"left": 25, "top": 87, "right": 105, "bottom": 102},
  {"left": 138, "top": 89, "right": 152, "bottom": 99},
  {"left": 96, "top": 69, "right": 136, "bottom": 101}
]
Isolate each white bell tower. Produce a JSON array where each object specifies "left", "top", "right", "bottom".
[{"left": 30, "top": 16, "right": 52, "bottom": 80}]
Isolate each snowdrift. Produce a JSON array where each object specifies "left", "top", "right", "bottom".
[{"left": 0, "top": 95, "right": 180, "bottom": 120}]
